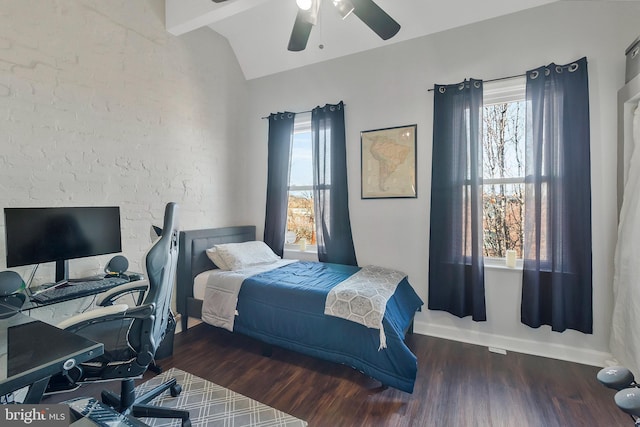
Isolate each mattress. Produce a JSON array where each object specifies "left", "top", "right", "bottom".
[{"left": 193, "top": 270, "right": 211, "bottom": 301}]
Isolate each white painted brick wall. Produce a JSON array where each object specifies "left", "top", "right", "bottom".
[{"left": 0, "top": 0, "right": 250, "bottom": 286}]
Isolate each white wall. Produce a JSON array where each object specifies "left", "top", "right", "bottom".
[
  {"left": 245, "top": 1, "right": 640, "bottom": 366},
  {"left": 0, "top": 0, "right": 250, "bottom": 282}
]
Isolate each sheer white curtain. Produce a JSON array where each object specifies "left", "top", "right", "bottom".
[{"left": 610, "top": 100, "right": 640, "bottom": 373}]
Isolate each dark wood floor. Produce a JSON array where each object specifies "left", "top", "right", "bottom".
[{"left": 46, "top": 323, "right": 632, "bottom": 426}]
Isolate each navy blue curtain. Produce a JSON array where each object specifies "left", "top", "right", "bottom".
[
  {"left": 311, "top": 101, "right": 357, "bottom": 266},
  {"left": 264, "top": 112, "right": 295, "bottom": 257},
  {"left": 429, "top": 79, "right": 486, "bottom": 321},
  {"left": 521, "top": 57, "right": 592, "bottom": 333}
]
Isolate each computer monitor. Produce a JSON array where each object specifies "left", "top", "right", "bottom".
[{"left": 4, "top": 207, "right": 122, "bottom": 283}]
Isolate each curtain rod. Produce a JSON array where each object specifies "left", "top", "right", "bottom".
[
  {"left": 261, "top": 109, "right": 312, "bottom": 120},
  {"left": 261, "top": 103, "right": 347, "bottom": 120},
  {"left": 427, "top": 73, "right": 525, "bottom": 92}
]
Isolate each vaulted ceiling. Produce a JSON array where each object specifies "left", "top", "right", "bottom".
[{"left": 166, "top": 0, "right": 559, "bottom": 80}]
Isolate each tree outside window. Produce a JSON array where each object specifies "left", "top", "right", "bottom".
[
  {"left": 482, "top": 79, "right": 526, "bottom": 259},
  {"left": 286, "top": 113, "right": 316, "bottom": 247}
]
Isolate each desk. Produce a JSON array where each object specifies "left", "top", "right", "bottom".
[
  {"left": 0, "top": 304, "right": 103, "bottom": 403},
  {"left": 0, "top": 274, "right": 146, "bottom": 327}
]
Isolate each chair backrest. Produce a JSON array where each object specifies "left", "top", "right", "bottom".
[{"left": 129, "top": 202, "right": 179, "bottom": 360}]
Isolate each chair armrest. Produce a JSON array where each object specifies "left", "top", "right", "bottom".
[
  {"left": 97, "top": 280, "right": 149, "bottom": 307},
  {"left": 57, "top": 304, "right": 129, "bottom": 330},
  {"left": 57, "top": 303, "right": 156, "bottom": 332}
]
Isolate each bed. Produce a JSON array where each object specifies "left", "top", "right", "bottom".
[{"left": 176, "top": 226, "right": 423, "bottom": 393}]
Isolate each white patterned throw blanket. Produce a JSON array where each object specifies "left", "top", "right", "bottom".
[{"left": 324, "top": 265, "right": 407, "bottom": 350}]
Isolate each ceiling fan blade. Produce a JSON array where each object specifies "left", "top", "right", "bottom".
[
  {"left": 350, "top": 0, "right": 400, "bottom": 40},
  {"left": 288, "top": 10, "right": 314, "bottom": 51},
  {"left": 211, "top": 0, "right": 229, "bottom": 3}
]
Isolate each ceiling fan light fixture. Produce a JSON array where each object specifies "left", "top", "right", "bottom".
[
  {"left": 333, "top": 0, "right": 354, "bottom": 19},
  {"left": 296, "top": 0, "right": 313, "bottom": 11},
  {"left": 289, "top": 0, "right": 399, "bottom": 52}
]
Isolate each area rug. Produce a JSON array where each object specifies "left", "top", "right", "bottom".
[{"left": 135, "top": 368, "right": 307, "bottom": 426}]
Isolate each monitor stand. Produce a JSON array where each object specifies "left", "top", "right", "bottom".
[{"left": 55, "top": 259, "right": 69, "bottom": 283}]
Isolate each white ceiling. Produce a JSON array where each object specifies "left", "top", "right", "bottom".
[{"left": 166, "top": 0, "right": 560, "bottom": 80}]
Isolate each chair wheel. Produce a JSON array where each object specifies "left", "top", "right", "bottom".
[{"left": 170, "top": 384, "right": 182, "bottom": 397}]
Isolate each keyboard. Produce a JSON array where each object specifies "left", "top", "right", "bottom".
[
  {"left": 30, "top": 276, "right": 130, "bottom": 304},
  {"left": 66, "top": 397, "right": 149, "bottom": 427}
]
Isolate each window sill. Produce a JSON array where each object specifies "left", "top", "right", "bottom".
[
  {"left": 283, "top": 243, "right": 317, "bottom": 252},
  {"left": 284, "top": 247, "right": 317, "bottom": 254},
  {"left": 484, "top": 258, "right": 523, "bottom": 271},
  {"left": 485, "top": 263, "right": 522, "bottom": 272}
]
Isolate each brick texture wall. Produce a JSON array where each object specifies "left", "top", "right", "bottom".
[{"left": 0, "top": 0, "right": 249, "bottom": 284}]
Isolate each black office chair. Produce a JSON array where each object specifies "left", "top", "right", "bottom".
[{"left": 54, "top": 203, "right": 190, "bottom": 427}]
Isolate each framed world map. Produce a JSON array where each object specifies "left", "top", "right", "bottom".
[{"left": 360, "top": 124, "right": 417, "bottom": 199}]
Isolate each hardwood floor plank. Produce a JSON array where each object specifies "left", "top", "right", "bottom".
[{"left": 45, "top": 323, "right": 632, "bottom": 426}]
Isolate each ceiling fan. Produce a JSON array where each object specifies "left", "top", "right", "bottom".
[{"left": 211, "top": 0, "right": 401, "bottom": 52}]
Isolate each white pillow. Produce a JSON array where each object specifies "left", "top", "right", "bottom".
[
  {"left": 207, "top": 241, "right": 280, "bottom": 271},
  {"left": 206, "top": 247, "right": 231, "bottom": 270}
]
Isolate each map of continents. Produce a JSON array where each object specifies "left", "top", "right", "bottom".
[{"left": 362, "top": 126, "right": 415, "bottom": 197}]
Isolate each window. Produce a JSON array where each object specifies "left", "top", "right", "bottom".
[
  {"left": 286, "top": 113, "right": 316, "bottom": 249},
  {"left": 482, "top": 78, "right": 526, "bottom": 259}
]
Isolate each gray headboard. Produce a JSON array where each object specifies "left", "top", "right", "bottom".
[{"left": 176, "top": 225, "right": 256, "bottom": 320}]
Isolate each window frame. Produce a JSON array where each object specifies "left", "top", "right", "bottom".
[
  {"left": 285, "top": 113, "right": 317, "bottom": 252},
  {"left": 482, "top": 77, "right": 526, "bottom": 268}
]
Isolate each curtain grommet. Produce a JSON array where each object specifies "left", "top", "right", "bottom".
[
  {"left": 568, "top": 63, "right": 579, "bottom": 72},
  {"left": 438, "top": 86, "right": 446, "bottom": 93},
  {"left": 530, "top": 70, "right": 539, "bottom": 80}
]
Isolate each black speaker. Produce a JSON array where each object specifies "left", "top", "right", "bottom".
[
  {"left": 0, "top": 271, "right": 24, "bottom": 296},
  {"left": 150, "top": 225, "right": 162, "bottom": 242},
  {"left": 105, "top": 255, "right": 129, "bottom": 276}
]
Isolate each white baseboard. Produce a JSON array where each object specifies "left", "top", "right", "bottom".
[
  {"left": 413, "top": 320, "right": 612, "bottom": 368},
  {"left": 174, "top": 316, "right": 610, "bottom": 368}
]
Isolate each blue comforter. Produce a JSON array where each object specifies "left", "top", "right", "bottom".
[{"left": 233, "top": 261, "right": 423, "bottom": 393}]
